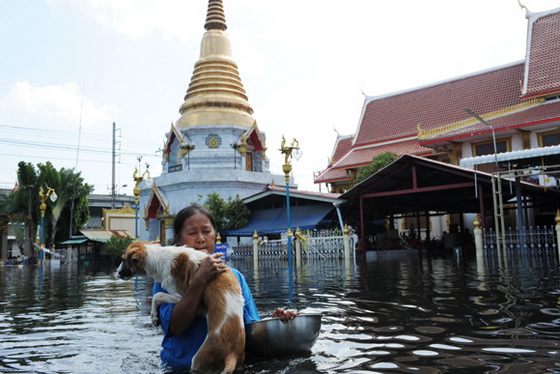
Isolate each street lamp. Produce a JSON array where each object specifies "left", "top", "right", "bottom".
[
  {"left": 465, "top": 108, "right": 498, "bottom": 167},
  {"left": 38, "top": 186, "right": 57, "bottom": 265},
  {"left": 133, "top": 166, "right": 153, "bottom": 240},
  {"left": 280, "top": 136, "right": 302, "bottom": 269}
]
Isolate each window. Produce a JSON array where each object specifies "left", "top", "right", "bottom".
[
  {"left": 168, "top": 139, "right": 182, "bottom": 172},
  {"left": 472, "top": 138, "right": 509, "bottom": 157},
  {"left": 538, "top": 129, "right": 560, "bottom": 147}
]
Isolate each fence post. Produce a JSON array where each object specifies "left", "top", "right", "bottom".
[
  {"left": 253, "top": 230, "right": 259, "bottom": 264},
  {"left": 474, "top": 215, "right": 483, "bottom": 258},
  {"left": 344, "top": 224, "right": 351, "bottom": 259},
  {"left": 295, "top": 227, "right": 302, "bottom": 266},
  {"left": 556, "top": 210, "right": 560, "bottom": 260}
]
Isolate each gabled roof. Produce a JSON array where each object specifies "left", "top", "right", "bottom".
[
  {"left": 314, "top": 167, "right": 348, "bottom": 184},
  {"left": 329, "top": 135, "right": 353, "bottom": 166},
  {"left": 145, "top": 184, "right": 170, "bottom": 219},
  {"left": 317, "top": 7, "right": 560, "bottom": 187},
  {"left": 356, "top": 62, "right": 526, "bottom": 145},
  {"left": 243, "top": 185, "right": 340, "bottom": 205},
  {"left": 523, "top": 9, "right": 560, "bottom": 98},
  {"left": 315, "top": 139, "right": 432, "bottom": 184}
]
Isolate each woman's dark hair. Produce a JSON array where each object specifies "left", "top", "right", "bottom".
[{"left": 172, "top": 204, "right": 216, "bottom": 245}]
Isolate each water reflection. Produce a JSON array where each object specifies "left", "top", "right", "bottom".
[{"left": 1, "top": 251, "right": 560, "bottom": 373}]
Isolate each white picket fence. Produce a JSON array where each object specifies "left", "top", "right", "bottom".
[{"left": 228, "top": 229, "right": 355, "bottom": 260}]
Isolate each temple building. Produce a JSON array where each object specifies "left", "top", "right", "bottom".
[
  {"left": 314, "top": 5, "right": 560, "bottom": 240},
  {"left": 315, "top": 5, "right": 560, "bottom": 194},
  {"left": 138, "top": 0, "right": 285, "bottom": 243}
]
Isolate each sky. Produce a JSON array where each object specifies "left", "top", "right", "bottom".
[{"left": 1, "top": 0, "right": 559, "bottom": 196}]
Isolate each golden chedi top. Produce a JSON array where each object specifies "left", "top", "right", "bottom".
[{"left": 176, "top": 0, "right": 254, "bottom": 129}]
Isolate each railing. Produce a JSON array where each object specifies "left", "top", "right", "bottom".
[
  {"left": 483, "top": 226, "right": 557, "bottom": 257},
  {"left": 229, "top": 229, "right": 354, "bottom": 260}
]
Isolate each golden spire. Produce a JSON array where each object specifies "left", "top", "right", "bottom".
[
  {"left": 205, "top": 0, "right": 227, "bottom": 31},
  {"left": 176, "top": 0, "right": 254, "bottom": 129}
]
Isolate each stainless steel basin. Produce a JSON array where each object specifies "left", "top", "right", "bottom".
[{"left": 245, "top": 314, "right": 321, "bottom": 357}]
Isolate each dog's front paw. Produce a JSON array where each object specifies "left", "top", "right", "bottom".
[{"left": 151, "top": 311, "right": 161, "bottom": 327}]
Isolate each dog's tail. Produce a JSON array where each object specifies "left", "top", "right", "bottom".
[{"left": 220, "top": 353, "right": 238, "bottom": 374}]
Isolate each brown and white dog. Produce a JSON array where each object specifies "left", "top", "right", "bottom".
[{"left": 115, "top": 241, "right": 245, "bottom": 374}]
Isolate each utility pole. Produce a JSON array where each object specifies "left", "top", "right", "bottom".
[{"left": 112, "top": 122, "right": 116, "bottom": 209}]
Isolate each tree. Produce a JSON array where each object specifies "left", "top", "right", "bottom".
[
  {"left": 105, "top": 234, "right": 134, "bottom": 262},
  {"left": 6, "top": 161, "right": 94, "bottom": 255},
  {"left": 203, "top": 193, "right": 227, "bottom": 232},
  {"left": 38, "top": 164, "right": 94, "bottom": 243},
  {"left": 9, "top": 162, "right": 41, "bottom": 257},
  {"left": 355, "top": 152, "right": 399, "bottom": 185},
  {"left": 223, "top": 196, "right": 249, "bottom": 230},
  {"left": 202, "top": 193, "right": 250, "bottom": 233}
]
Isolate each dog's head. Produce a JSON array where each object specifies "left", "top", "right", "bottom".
[{"left": 115, "top": 241, "right": 149, "bottom": 280}]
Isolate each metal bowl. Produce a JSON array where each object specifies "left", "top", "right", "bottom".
[{"left": 245, "top": 314, "right": 322, "bottom": 357}]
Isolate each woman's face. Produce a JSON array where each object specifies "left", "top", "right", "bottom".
[{"left": 178, "top": 212, "right": 216, "bottom": 254}]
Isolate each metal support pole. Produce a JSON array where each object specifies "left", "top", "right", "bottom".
[
  {"left": 286, "top": 180, "right": 292, "bottom": 267},
  {"left": 135, "top": 202, "right": 139, "bottom": 240}
]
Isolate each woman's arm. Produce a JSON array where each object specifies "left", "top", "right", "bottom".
[{"left": 168, "top": 253, "right": 226, "bottom": 336}]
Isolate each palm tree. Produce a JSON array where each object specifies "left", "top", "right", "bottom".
[
  {"left": 6, "top": 161, "right": 94, "bottom": 254},
  {"left": 10, "top": 161, "right": 40, "bottom": 257}
]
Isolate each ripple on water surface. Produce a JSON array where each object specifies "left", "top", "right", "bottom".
[{"left": 2, "top": 254, "right": 560, "bottom": 373}]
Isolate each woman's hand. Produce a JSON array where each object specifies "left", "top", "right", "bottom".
[
  {"left": 195, "top": 252, "right": 228, "bottom": 284},
  {"left": 272, "top": 308, "right": 300, "bottom": 323}
]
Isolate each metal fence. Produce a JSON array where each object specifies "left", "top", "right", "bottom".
[
  {"left": 228, "top": 229, "right": 354, "bottom": 260},
  {"left": 483, "top": 226, "right": 558, "bottom": 257}
]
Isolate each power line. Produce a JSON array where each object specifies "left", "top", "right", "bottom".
[{"left": 0, "top": 123, "right": 162, "bottom": 150}]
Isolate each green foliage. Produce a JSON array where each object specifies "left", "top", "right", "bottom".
[
  {"left": 104, "top": 235, "right": 134, "bottom": 259},
  {"left": 355, "top": 152, "right": 399, "bottom": 185},
  {"left": 6, "top": 161, "right": 94, "bottom": 254},
  {"left": 223, "top": 196, "right": 249, "bottom": 230},
  {"left": 203, "top": 193, "right": 227, "bottom": 232},
  {"left": 202, "top": 193, "right": 250, "bottom": 233}
]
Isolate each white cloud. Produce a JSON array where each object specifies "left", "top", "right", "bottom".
[{"left": 0, "top": 80, "right": 117, "bottom": 127}]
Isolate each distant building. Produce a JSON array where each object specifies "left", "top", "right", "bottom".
[{"left": 85, "top": 194, "right": 135, "bottom": 230}]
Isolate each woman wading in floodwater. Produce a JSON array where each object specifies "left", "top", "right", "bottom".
[{"left": 152, "top": 204, "right": 299, "bottom": 370}]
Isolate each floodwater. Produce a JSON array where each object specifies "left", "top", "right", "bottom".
[{"left": 2, "top": 251, "right": 560, "bottom": 374}]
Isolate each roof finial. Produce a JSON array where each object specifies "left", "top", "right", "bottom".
[
  {"left": 517, "top": 0, "right": 530, "bottom": 18},
  {"left": 205, "top": 0, "right": 227, "bottom": 31}
]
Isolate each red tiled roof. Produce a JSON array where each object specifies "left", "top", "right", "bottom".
[
  {"left": 335, "top": 139, "right": 432, "bottom": 169},
  {"left": 355, "top": 63, "right": 525, "bottom": 145},
  {"left": 330, "top": 135, "right": 353, "bottom": 165},
  {"left": 314, "top": 139, "right": 432, "bottom": 184},
  {"left": 523, "top": 10, "right": 560, "bottom": 98},
  {"left": 314, "top": 167, "right": 348, "bottom": 184},
  {"left": 421, "top": 100, "right": 560, "bottom": 142}
]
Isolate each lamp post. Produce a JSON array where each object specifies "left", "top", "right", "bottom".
[
  {"left": 133, "top": 165, "right": 152, "bottom": 240},
  {"left": 465, "top": 108, "right": 498, "bottom": 167},
  {"left": 280, "top": 136, "right": 302, "bottom": 270},
  {"left": 38, "top": 186, "right": 57, "bottom": 265}
]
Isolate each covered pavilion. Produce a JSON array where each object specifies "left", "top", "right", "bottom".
[{"left": 339, "top": 155, "right": 560, "bottom": 259}]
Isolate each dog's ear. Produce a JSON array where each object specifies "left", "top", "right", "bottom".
[
  {"left": 125, "top": 251, "right": 136, "bottom": 268},
  {"left": 123, "top": 241, "right": 147, "bottom": 269}
]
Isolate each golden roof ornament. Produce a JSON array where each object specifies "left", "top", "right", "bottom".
[{"left": 176, "top": 0, "right": 255, "bottom": 129}]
